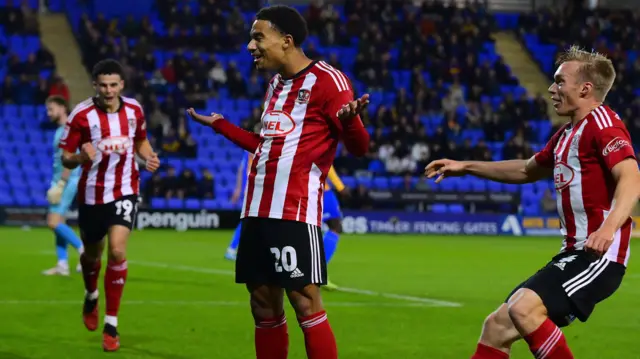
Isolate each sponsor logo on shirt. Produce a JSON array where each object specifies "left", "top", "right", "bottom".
[
  {"left": 262, "top": 110, "right": 296, "bottom": 137},
  {"left": 602, "top": 137, "right": 630, "bottom": 157},
  {"left": 97, "top": 136, "right": 132, "bottom": 155},
  {"left": 554, "top": 161, "right": 575, "bottom": 191}
]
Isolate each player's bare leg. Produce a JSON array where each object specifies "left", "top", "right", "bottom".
[
  {"left": 508, "top": 289, "right": 574, "bottom": 358},
  {"left": 471, "top": 304, "right": 520, "bottom": 359},
  {"left": 101, "top": 225, "right": 130, "bottom": 352},
  {"left": 287, "top": 285, "right": 337, "bottom": 359},
  {"left": 248, "top": 284, "right": 288, "bottom": 359},
  {"left": 80, "top": 237, "right": 105, "bottom": 332}
]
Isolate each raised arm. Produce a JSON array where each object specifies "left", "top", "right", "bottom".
[{"left": 322, "top": 72, "right": 370, "bottom": 157}]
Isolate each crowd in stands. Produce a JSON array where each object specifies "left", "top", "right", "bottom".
[
  {"left": 3, "top": 0, "right": 639, "bottom": 213},
  {"left": 0, "top": 0, "right": 70, "bottom": 104},
  {"left": 518, "top": 5, "right": 640, "bottom": 145}
]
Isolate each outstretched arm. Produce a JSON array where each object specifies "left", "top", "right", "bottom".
[
  {"left": 425, "top": 156, "right": 553, "bottom": 184},
  {"left": 187, "top": 108, "right": 261, "bottom": 153},
  {"left": 464, "top": 156, "right": 552, "bottom": 184}
]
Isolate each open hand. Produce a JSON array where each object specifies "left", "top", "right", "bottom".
[
  {"left": 424, "top": 158, "right": 467, "bottom": 183},
  {"left": 337, "top": 94, "right": 369, "bottom": 120},
  {"left": 146, "top": 152, "right": 160, "bottom": 172},
  {"left": 186, "top": 108, "right": 223, "bottom": 126}
]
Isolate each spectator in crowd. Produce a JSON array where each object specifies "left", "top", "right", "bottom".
[
  {"left": 350, "top": 184, "right": 373, "bottom": 210},
  {"left": 541, "top": 189, "right": 556, "bottom": 213},
  {"left": 199, "top": 169, "right": 215, "bottom": 199},
  {"left": 161, "top": 166, "right": 180, "bottom": 199}
]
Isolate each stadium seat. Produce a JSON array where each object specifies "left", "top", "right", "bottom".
[
  {"left": 488, "top": 182, "right": 503, "bottom": 192},
  {"left": 439, "top": 178, "right": 456, "bottom": 191},
  {"left": 470, "top": 179, "right": 487, "bottom": 192},
  {"left": 432, "top": 204, "right": 447, "bottom": 213},
  {"left": 202, "top": 199, "right": 219, "bottom": 210},
  {"left": 456, "top": 178, "right": 471, "bottom": 192},
  {"left": 0, "top": 194, "right": 14, "bottom": 206},
  {"left": 150, "top": 197, "right": 167, "bottom": 209},
  {"left": 184, "top": 198, "right": 200, "bottom": 209},
  {"left": 357, "top": 176, "right": 372, "bottom": 189},
  {"left": 373, "top": 177, "right": 389, "bottom": 189},
  {"left": 166, "top": 198, "right": 184, "bottom": 209},
  {"left": 448, "top": 204, "right": 464, "bottom": 214},
  {"left": 341, "top": 176, "right": 356, "bottom": 189}
]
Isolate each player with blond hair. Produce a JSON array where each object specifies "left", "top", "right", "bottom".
[{"left": 427, "top": 45, "right": 640, "bottom": 359}]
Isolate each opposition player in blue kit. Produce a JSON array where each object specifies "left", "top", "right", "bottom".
[
  {"left": 42, "top": 96, "right": 84, "bottom": 276},
  {"left": 224, "top": 150, "right": 253, "bottom": 261},
  {"left": 224, "top": 122, "right": 260, "bottom": 260},
  {"left": 321, "top": 166, "right": 349, "bottom": 290}
]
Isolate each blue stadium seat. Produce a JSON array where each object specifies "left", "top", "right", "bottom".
[
  {"left": 341, "top": 176, "right": 356, "bottom": 189},
  {"left": 523, "top": 203, "right": 541, "bottom": 215},
  {"left": 184, "top": 198, "right": 200, "bottom": 209},
  {"left": 448, "top": 204, "right": 464, "bottom": 214},
  {"left": 535, "top": 181, "right": 551, "bottom": 193},
  {"left": 368, "top": 160, "right": 385, "bottom": 174},
  {"left": 202, "top": 199, "right": 219, "bottom": 209},
  {"left": 150, "top": 197, "right": 167, "bottom": 208},
  {"left": 373, "top": 177, "right": 389, "bottom": 189},
  {"left": 488, "top": 181, "right": 503, "bottom": 192},
  {"left": 456, "top": 177, "right": 472, "bottom": 192},
  {"left": 33, "top": 196, "right": 48, "bottom": 207},
  {"left": 357, "top": 176, "right": 372, "bottom": 189},
  {"left": 440, "top": 178, "right": 456, "bottom": 191},
  {"left": 19, "top": 105, "right": 35, "bottom": 119},
  {"left": 432, "top": 204, "right": 447, "bottom": 213},
  {"left": 14, "top": 194, "right": 32, "bottom": 206},
  {"left": 389, "top": 176, "right": 404, "bottom": 189},
  {"left": 470, "top": 178, "right": 487, "bottom": 192},
  {"left": 503, "top": 183, "right": 519, "bottom": 193},
  {"left": 3, "top": 104, "right": 19, "bottom": 119},
  {"left": 0, "top": 191, "right": 14, "bottom": 206}
]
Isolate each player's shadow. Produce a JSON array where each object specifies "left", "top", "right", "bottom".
[
  {"left": 0, "top": 351, "right": 33, "bottom": 359},
  {"left": 127, "top": 276, "right": 215, "bottom": 288},
  {"left": 122, "top": 344, "right": 193, "bottom": 359}
]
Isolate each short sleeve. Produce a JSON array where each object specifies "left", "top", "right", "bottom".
[
  {"left": 58, "top": 116, "right": 83, "bottom": 152},
  {"left": 595, "top": 125, "right": 636, "bottom": 170},
  {"left": 134, "top": 106, "right": 147, "bottom": 141}
]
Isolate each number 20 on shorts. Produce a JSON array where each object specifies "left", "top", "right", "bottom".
[{"left": 270, "top": 246, "right": 298, "bottom": 273}]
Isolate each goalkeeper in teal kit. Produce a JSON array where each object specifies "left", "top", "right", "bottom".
[{"left": 42, "top": 96, "right": 84, "bottom": 276}]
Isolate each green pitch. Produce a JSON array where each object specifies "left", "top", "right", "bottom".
[{"left": 0, "top": 227, "right": 638, "bottom": 359}]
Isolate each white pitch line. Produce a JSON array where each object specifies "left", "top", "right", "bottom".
[
  {"left": 335, "top": 287, "right": 462, "bottom": 307},
  {"left": 0, "top": 300, "right": 432, "bottom": 308},
  {"left": 128, "top": 260, "right": 463, "bottom": 308},
  {"left": 33, "top": 253, "right": 462, "bottom": 307}
]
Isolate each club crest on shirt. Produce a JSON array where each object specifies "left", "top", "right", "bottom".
[
  {"left": 296, "top": 89, "right": 311, "bottom": 104},
  {"left": 128, "top": 118, "right": 136, "bottom": 132}
]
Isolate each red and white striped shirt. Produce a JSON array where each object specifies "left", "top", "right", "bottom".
[
  {"left": 535, "top": 105, "right": 636, "bottom": 266},
  {"left": 211, "top": 61, "right": 369, "bottom": 227},
  {"left": 59, "top": 96, "right": 147, "bottom": 205}
]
